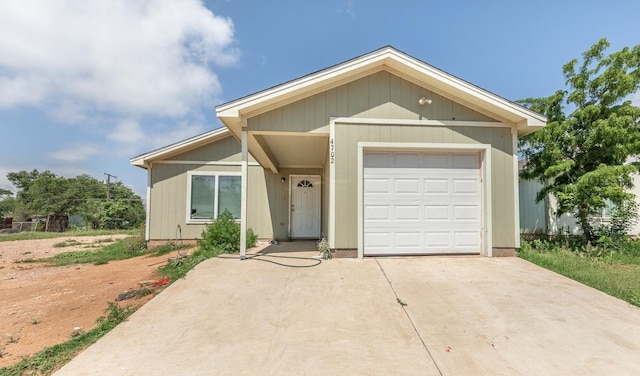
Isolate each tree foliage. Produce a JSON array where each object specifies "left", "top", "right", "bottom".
[
  {"left": 4, "top": 170, "right": 145, "bottom": 229},
  {"left": 0, "top": 188, "right": 14, "bottom": 218},
  {"left": 519, "top": 38, "right": 640, "bottom": 242}
]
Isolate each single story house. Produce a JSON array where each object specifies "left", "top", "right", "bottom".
[{"left": 131, "top": 46, "right": 546, "bottom": 258}]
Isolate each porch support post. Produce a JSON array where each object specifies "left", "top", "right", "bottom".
[
  {"left": 240, "top": 130, "right": 248, "bottom": 259},
  {"left": 145, "top": 162, "right": 152, "bottom": 241}
]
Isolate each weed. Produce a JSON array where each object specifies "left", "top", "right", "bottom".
[
  {"left": 396, "top": 298, "right": 407, "bottom": 307},
  {"left": 198, "top": 210, "right": 257, "bottom": 254},
  {"left": 97, "top": 302, "right": 136, "bottom": 325},
  {"left": 35, "top": 236, "right": 148, "bottom": 266},
  {"left": 70, "top": 327, "right": 84, "bottom": 338},
  {"left": 0, "top": 302, "right": 136, "bottom": 375},
  {"left": 4, "top": 334, "right": 18, "bottom": 344},
  {"left": 13, "top": 258, "right": 40, "bottom": 264},
  {"left": 317, "top": 238, "right": 332, "bottom": 260},
  {"left": 53, "top": 240, "right": 81, "bottom": 248},
  {"left": 31, "top": 318, "right": 40, "bottom": 325},
  {"left": 93, "top": 238, "right": 114, "bottom": 244},
  {"left": 134, "top": 287, "right": 154, "bottom": 298},
  {"left": 150, "top": 242, "right": 193, "bottom": 257},
  {"left": 0, "top": 229, "right": 138, "bottom": 243},
  {"left": 519, "top": 239, "right": 640, "bottom": 307}
]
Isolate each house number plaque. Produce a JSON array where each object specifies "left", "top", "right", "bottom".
[{"left": 330, "top": 138, "right": 335, "bottom": 164}]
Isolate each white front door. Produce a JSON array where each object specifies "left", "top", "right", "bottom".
[{"left": 291, "top": 175, "right": 321, "bottom": 238}]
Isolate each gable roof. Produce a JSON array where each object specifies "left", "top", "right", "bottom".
[
  {"left": 217, "top": 46, "right": 546, "bottom": 137},
  {"left": 130, "top": 127, "right": 231, "bottom": 169}
]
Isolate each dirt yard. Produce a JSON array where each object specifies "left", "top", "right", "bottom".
[{"left": 0, "top": 235, "right": 178, "bottom": 368}]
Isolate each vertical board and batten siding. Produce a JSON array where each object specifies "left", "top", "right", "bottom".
[
  {"left": 519, "top": 179, "right": 547, "bottom": 234},
  {"left": 247, "top": 70, "right": 494, "bottom": 133},
  {"left": 149, "top": 158, "right": 324, "bottom": 241},
  {"left": 334, "top": 124, "right": 516, "bottom": 249},
  {"left": 166, "top": 135, "right": 245, "bottom": 162}
]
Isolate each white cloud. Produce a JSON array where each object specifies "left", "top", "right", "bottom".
[
  {"left": 0, "top": 0, "right": 237, "bottom": 118},
  {"left": 109, "top": 119, "right": 145, "bottom": 145},
  {"left": 148, "top": 122, "right": 208, "bottom": 149},
  {"left": 49, "top": 144, "right": 101, "bottom": 163},
  {"left": 107, "top": 118, "right": 207, "bottom": 157}
]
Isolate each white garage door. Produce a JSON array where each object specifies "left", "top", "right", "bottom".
[{"left": 363, "top": 151, "right": 482, "bottom": 255}]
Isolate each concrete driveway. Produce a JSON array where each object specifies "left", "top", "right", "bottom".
[{"left": 55, "top": 245, "right": 640, "bottom": 375}]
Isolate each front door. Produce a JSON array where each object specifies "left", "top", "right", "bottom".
[{"left": 290, "top": 175, "right": 321, "bottom": 239}]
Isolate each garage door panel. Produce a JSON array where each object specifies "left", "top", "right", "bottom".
[
  {"left": 454, "top": 205, "right": 480, "bottom": 220},
  {"left": 364, "top": 150, "right": 481, "bottom": 255},
  {"left": 364, "top": 152, "right": 393, "bottom": 168},
  {"left": 366, "top": 232, "right": 391, "bottom": 248},
  {"left": 394, "top": 153, "right": 422, "bottom": 168},
  {"left": 364, "top": 205, "right": 391, "bottom": 221},
  {"left": 395, "top": 205, "right": 420, "bottom": 221},
  {"left": 423, "top": 179, "right": 448, "bottom": 194},
  {"left": 423, "top": 154, "right": 448, "bottom": 168},
  {"left": 454, "top": 232, "right": 481, "bottom": 247},
  {"left": 394, "top": 178, "right": 420, "bottom": 194},
  {"left": 424, "top": 205, "right": 449, "bottom": 220},
  {"left": 452, "top": 153, "right": 479, "bottom": 168},
  {"left": 395, "top": 232, "right": 421, "bottom": 248},
  {"left": 453, "top": 179, "right": 479, "bottom": 194},
  {"left": 425, "top": 232, "right": 450, "bottom": 247},
  {"left": 364, "top": 178, "right": 391, "bottom": 194}
]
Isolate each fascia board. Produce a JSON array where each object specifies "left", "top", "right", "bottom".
[
  {"left": 129, "top": 128, "right": 231, "bottom": 167},
  {"left": 385, "top": 51, "right": 547, "bottom": 126},
  {"left": 215, "top": 50, "right": 392, "bottom": 117}
]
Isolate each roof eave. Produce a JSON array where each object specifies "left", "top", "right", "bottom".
[
  {"left": 215, "top": 46, "right": 547, "bottom": 135},
  {"left": 129, "top": 127, "right": 231, "bottom": 168}
]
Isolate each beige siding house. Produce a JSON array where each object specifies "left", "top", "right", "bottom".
[{"left": 131, "top": 46, "right": 546, "bottom": 257}]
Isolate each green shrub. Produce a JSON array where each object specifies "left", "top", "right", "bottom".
[
  {"left": 198, "top": 210, "right": 257, "bottom": 254},
  {"left": 122, "top": 225, "right": 147, "bottom": 253}
]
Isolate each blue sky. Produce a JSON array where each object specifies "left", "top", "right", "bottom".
[{"left": 0, "top": 0, "right": 638, "bottom": 199}]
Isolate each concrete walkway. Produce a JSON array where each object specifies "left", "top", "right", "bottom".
[{"left": 55, "top": 245, "right": 640, "bottom": 375}]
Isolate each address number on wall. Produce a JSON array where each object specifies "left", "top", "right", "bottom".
[{"left": 330, "top": 138, "right": 335, "bottom": 164}]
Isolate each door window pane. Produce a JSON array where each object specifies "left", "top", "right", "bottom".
[
  {"left": 191, "top": 175, "right": 215, "bottom": 219},
  {"left": 218, "top": 176, "right": 241, "bottom": 218}
]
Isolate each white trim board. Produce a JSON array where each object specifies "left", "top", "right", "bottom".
[
  {"left": 357, "top": 142, "right": 493, "bottom": 258},
  {"left": 512, "top": 129, "right": 520, "bottom": 248},
  {"left": 329, "top": 120, "right": 337, "bottom": 249},
  {"left": 154, "top": 160, "right": 260, "bottom": 166},
  {"left": 333, "top": 117, "right": 509, "bottom": 129}
]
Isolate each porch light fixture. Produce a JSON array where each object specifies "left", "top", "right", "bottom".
[
  {"left": 281, "top": 177, "right": 286, "bottom": 183},
  {"left": 418, "top": 97, "right": 432, "bottom": 105}
]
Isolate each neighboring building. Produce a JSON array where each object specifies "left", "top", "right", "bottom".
[
  {"left": 519, "top": 163, "right": 640, "bottom": 236},
  {"left": 131, "top": 46, "right": 546, "bottom": 257}
]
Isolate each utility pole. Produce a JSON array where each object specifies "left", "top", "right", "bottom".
[{"left": 104, "top": 172, "right": 117, "bottom": 201}]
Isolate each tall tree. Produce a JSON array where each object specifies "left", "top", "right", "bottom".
[
  {"left": 5, "top": 171, "right": 145, "bottom": 229},
  {"left": 519, "top": 39, "right": 640, "bottom": 242},
  {"left": 0, "top": 188, "right": 14, "bottom": 218}
]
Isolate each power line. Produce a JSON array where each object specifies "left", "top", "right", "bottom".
[{"left": 104, "top": 172, "right": 117, "bottom": 201}]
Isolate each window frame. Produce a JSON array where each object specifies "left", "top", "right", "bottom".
[{"left": 186, "top": 171, "right": 242, "bottom": 224}]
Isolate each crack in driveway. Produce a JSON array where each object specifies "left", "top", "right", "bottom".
[{"left": 375, "top": 258, "right": 444, "bottom": 376}]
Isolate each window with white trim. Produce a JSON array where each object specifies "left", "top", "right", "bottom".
[{"left": 187, "top": 172, "right": 241, "bottom": 222}]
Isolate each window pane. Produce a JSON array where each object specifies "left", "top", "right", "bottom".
[
  {"left": 191, "top": 175, "right": 215, "bottom": 220},
  {"left": 218, "top": 176, "right": 241, "bottom": 218}
]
